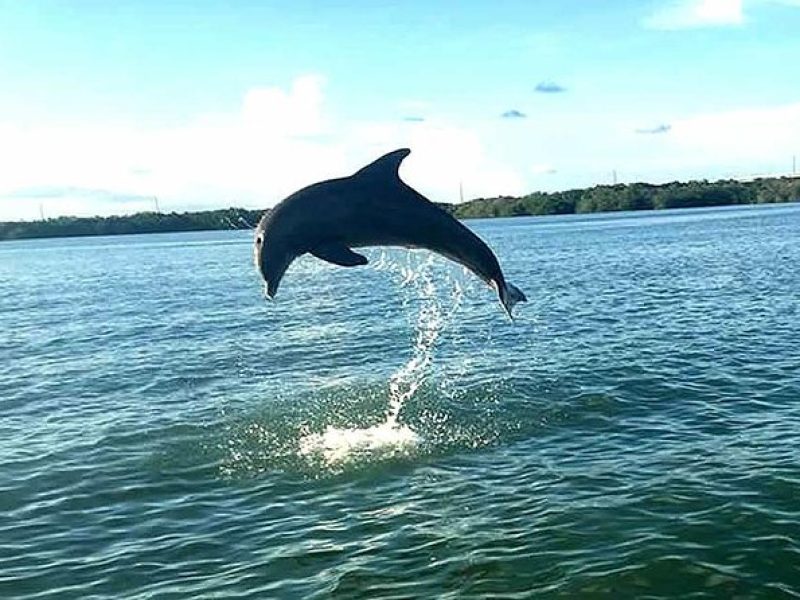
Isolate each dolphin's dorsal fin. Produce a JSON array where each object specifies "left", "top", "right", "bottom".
[{"left": 353, "top": 148, "right": 411, "bottom": 184}]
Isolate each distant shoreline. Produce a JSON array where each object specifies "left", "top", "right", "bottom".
[{"left": 2, "top": 175, "right": 798, "bottom": 241}]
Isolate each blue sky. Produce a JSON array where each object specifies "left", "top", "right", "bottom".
[{"left": 1, "top": 0, "right": 799, "bottom": 220}]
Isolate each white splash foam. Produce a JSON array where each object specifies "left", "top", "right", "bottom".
[{"left": 297, "top": 420, "right": 420, "bottom": 466}]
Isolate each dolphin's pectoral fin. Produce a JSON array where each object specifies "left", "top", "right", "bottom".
[{"left": 310, "top": 243, "right": 368, "bottom": 267}]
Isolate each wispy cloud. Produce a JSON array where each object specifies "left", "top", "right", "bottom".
[
  {"left": 535, "top": 81, "right": 566, "bottom": 94},
  {"left": 531, "top": 164, "right": 557, "bottom": 175},
  {"left": 636, "top": 124, "right": 672, "bottom": 134},
  {"left": 501, "top": 110, "right": 527, "bottom": 119},
  {"left": 402, "top": 116, "right": 425, "bottom": 122},
  {"left": 644, "top": 0, "right": 744, "bottom": 29}
]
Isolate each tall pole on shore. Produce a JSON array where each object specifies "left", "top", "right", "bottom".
[
  {"left": 612, "top": 170, "right": 618, "bottom": 185},
  {"left": 153, "top": 196, "right": 161, "bottom": 213},
  {"left": 793, "top": 155, "right": 797, "bottom": 176},
  {"left": 39, "top": 203, "right": 45, "bottom": 221}
]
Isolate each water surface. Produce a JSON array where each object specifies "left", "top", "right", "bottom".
[{"left": 1, "top": 204, "right": 799, "bottom": 598}]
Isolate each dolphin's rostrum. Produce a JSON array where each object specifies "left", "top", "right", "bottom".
[{"left": 254, "top": 148, "right": 527, "bottom": 317}]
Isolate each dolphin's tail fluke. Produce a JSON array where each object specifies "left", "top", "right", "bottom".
[{"left": 498, "top": 281, "right": 527, "bottom": 318}]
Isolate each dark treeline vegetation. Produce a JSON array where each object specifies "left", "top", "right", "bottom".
[
  {"left": 1, "top": 176, "right": 798, "bottom": 241},
  {"left": 0, "top": 207, "right": 265, "bottom": 241},
  {"left": 449, "top": 176, "right": 800, "bottom": 219}
]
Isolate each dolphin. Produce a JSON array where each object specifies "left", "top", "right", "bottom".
[{"left": 253, "top": 148, "right": 527, "bottom": 317}]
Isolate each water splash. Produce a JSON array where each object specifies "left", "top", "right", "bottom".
[
  {"left": 297, "top": 251, "right": 463, "bottom": 470},
  {"left": 386, "top": 253, "right": 460, "bottom": 425}
]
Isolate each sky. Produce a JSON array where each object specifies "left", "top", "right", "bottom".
[{"left": 1, "top": 0, "right": 799, "bottom": 221}]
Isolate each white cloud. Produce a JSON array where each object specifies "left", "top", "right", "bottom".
[
  {"left": 644, "top": 0, "right": 800, "bottom": 29},
  {"left": 668, "top": 102, "right": 800, "bottom": 170},
  {"left": 0, "top": 75, "right": 524, "bottom": 221},
  {"left": 0, "top": 76, "right": 341, "bottom": 221},
  {"left": 241, "top": 75, "right": 327, "bottom": 138},
  {"left": 644, "top": 0, "right": 744, "bottom": 29}
]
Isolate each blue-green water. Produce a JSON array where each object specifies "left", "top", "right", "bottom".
[{"left": 2, "top": 204, "right": 799, "bottom": 598}]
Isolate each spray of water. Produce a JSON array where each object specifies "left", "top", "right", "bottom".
[{"left": 297, "top": 251, "right": 463, "bottom": 469}]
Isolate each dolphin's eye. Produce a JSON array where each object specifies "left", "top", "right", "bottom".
[{"left": 256, "top": 236, "right": 263, "bottom": 246}]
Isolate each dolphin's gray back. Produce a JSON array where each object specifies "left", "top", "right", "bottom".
[
  {"left": 364, "top": 189, "right": 502, "bottom": 283},
  {"left": 309, "top": 176, "right": 505, "bottom": 287}
]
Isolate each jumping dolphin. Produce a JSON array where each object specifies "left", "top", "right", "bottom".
[{"left": 254, "top": 148, "right": 527, "bottom": 317}]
